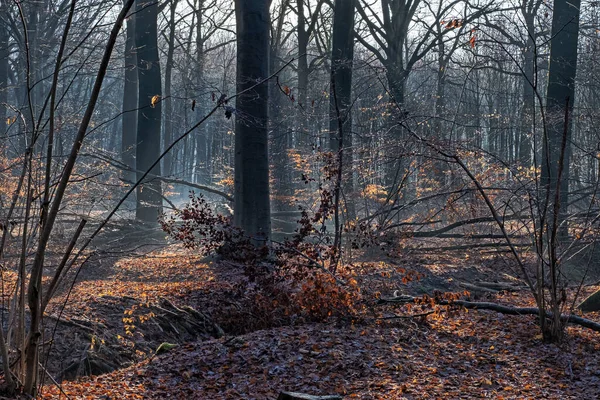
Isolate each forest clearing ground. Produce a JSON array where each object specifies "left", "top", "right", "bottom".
[{"left": 38, "top": 242, "right": 600, "bottom": 399}]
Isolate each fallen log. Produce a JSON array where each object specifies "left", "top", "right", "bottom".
[
  {"left": 278, "top": 392, "right": 342, "bottom": 400},
  {"left": 458, "top": 282, "right": 499, "bottom": 294},
  {"left": 458, "top": 281, "right": 527, "bottom": 294},
  {"left": 473, "top": 281, "right": 527, "bottom": 292},
  {"left": 378, "top": 296, "right": 600, "bottom": 332}
]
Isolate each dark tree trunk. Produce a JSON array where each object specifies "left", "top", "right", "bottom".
[
  {"left": 194, "top": 0, "right": 208, "bottom": 184},
  {"left": 519, "top": 31, "right": 534, "bottom": 165},
  {"left": 135, "top": 0, "right": 163, "bottom": 223},
  {"left": 542, "top": 0, "right": 581, "bottom": 239},
  {"left": 330, "top": 0, "right": 356, "bottom": 257},
  {"left": 329, "top": 0, "right": 356, "bottom": 149},
  {"left": 234, "top": 0, "right": 271, "bottom": 244},
  {"left": 122, "top": 1, "right": 137, "bottom": 184},
  {"left": 163, "top": 0, "right": 179, "bottom": 177},
  {"left": 0, "top": 10, "right": 8, "bottom": 150},
  {"left": 270, "top": 0, "right": 294, "bottom": 212},
  {"left": 296, "top": 0, "right": 309, "bottom": 148}
]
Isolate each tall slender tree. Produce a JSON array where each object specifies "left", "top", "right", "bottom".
[
  {"left": 122, "top": 0, "right": 138, "bottom": 184},
  {"left": 0, "top": 3, "right": 8, "bottom": 143},
  {"left": 163, "top": 0, "right": 179, "bottom": 178},
  {"left": 135, "top": 0, "right": 163, "bottom": 222},
  {"left": 330, "top": 0, "right": 356, "bottom": 261}
]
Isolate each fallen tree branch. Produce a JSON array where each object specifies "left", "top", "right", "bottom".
[
  {"left": 458, "top": 282, "right": 500, "bottom": 294},
  {"left": 383, "top": 214, "right": 527, "bottom": 236},
  {"left": 83, "top": 151, "right": 234, "bottom": 202},
  {"left": 378, "top": 296, "right": 600, "bottom": 332},
  {"left": 413, "top": 242, "right": 530, "bottom": 252},
  {"left": 377, "top": 311, "right": 435, "bottom": 320}
]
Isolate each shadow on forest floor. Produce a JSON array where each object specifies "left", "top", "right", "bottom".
[{"left": 34, "top": 239, "right": 600, "bottom": 399}]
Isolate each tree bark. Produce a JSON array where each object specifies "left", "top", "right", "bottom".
[
  {"left": 233, "top": 0, "right": 272, "bottom": 244},
  {"left": 194, "top": 0, "right": 208, "bottom": 184},
  {"left": 163, "top": 0, "right": 179, "bottom": 177},
  {"left": 329, "top": 0, "right": 356, "bottom": 259},
  {"left": 296, "top": 0, "right": 309, "bottom": 147},
  {"left": 135, "top": 0, "right": 163, "bottom": 223},
  {"left": 0, "top": 8, "right": 8, "bottom": 151},
  {"left": 541, "top": 0, "right": 580, "bottom": 239},
  {"left": 122, "top": 0, "right": 138, "bottom": 184}
]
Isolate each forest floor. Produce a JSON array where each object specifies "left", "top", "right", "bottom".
[{"left": 23, "top": 238, "right": 600, "bottom": 399}]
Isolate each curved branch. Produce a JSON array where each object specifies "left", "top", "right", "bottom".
[{"left": 378, "top": 296, "right": 600, "bottom": 332}]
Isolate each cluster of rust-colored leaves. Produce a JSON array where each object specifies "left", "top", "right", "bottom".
[{"left": 160, "top": 193, "right": 361, "bottom": 332}]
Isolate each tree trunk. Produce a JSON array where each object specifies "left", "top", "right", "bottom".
[
  {"left": 329, "top": 0, "right": 356, "bottom": 262},
  {"left": 296, "top": 0, "right": 309, "bottom": 148},
  {"left": 234, "top": 0, "right": 272, "bottom": 244},
  {"left": 270, "top": 0, "right": 294, "bottom": 212},
  {"left": 541, "top": 0, "right": 580, "bottom": 240},
  {"left": 0, "top": 10, "right": 8, "bottom": 152},
  {"left": 122, "top": 0, "right": 138, "bottom": 184},
  {"left": 194, "top": 0, "right": 208, "bottom": 184},
  {"left": 163, "top": 0, "right": 179, "bottom": 177},
  {"left": 135, "top": 0, "right": 163, "bottom": 223}
]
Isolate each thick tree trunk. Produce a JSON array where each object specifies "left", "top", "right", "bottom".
[
  {"left": 135, "top": 0, "right": 163, "bottom": 223},
  {"left": 541, "top": 0, "right": 580, "bottom": 239},
  {"left": 234, "top": 0, "right": 271, "bottom": 244},
  {"left": 122, "top": 1, "right": 138, "bottom": 184}
]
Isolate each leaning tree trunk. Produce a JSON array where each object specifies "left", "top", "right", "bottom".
[
  {"left": 233, "top": 0, "right": 271, "bottom": 245},
  {"left": 135, "top": 0, "right": 163, "bottom": 223},
  {"left": 22, "top": 2, "right": 136, "bottom": 394}
]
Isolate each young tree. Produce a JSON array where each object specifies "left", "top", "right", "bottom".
[
  {"left": 135, "top": 0, "right": 163, "bottom": 223},
  {"left": 234, "top": 0, "right": 272, "bottom": 244}
]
